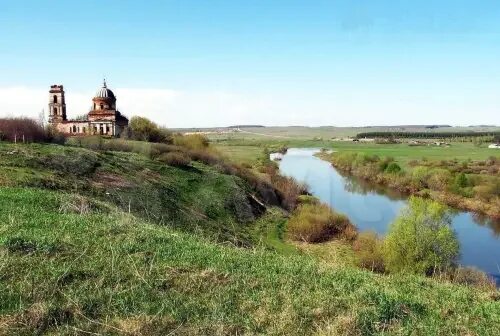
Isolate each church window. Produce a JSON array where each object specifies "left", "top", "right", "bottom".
[
  {"left": 53, "top": 107, "right": 57, "bottom": 115},
  {"left": 100, "top": 103, "right": 104, "bottom": 110},
  {"left": 53, "top": 95, "right": 58, "bottom": 103},
  {"left": 72, "top": 125, "right": 77, "bottom": 133}
]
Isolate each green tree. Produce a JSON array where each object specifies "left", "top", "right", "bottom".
[
  {"left": 383, "top": 197, "right": 459, "bottom": 275},
  {"left": 126, "top": 116, "right": 171, "bottom": 143}
]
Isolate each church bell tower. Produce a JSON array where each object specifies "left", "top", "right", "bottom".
[{"left": 48, "top": 85, "right": 67, "bottom": 123}]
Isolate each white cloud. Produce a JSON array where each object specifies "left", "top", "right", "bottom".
[
  {"left": 0, "top": 86, "right": 498, "bottom": 127},
  {"left": 0, "top": 86, "right": 285, "bottom": 128}
]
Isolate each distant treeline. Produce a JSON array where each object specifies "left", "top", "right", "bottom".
[
  {"left": 356, "top": 131, "right": 500, "bottom": 139},
  {"left": 229, "top": 125, "right": 265, "bottom": 128}
]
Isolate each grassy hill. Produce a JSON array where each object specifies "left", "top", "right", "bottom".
[{"left": 0, "top": 141, "right": 499, "bottom": 335}]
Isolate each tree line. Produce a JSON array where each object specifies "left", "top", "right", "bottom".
[{"left": 356, "top": 131, "right": 500, "bottom": 139}]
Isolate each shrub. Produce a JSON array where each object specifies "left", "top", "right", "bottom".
[
  {"left": 157, "top": 152, "right": 191, "bottom": 167},
  {"left": 286, "top": 204, "right": 354, "bottom": 243},
  {"left": 411, "top": 166, "right": 431, "bottom": 188},
  {"left": 385, "top": 162, "right": 402, "bottom": 174},
  {"left": 125, "top": 116, "right": 172, "bottom": 143},
  {"left": 454, "top": 172, "right": 469, "bottom": 188},
  {"left": 448, "top": 267, "right": 496, "bottom": 290},
  {"left": 271, "top": 174, "right": 307, "bottom": 211},
  {"left": 0, "top": 118, "right": 47, "bottom": 143},
  {"left": 427, "top": 169, "right": 452, "bottom": 191},
  {"left": 383, "top": 197, "right": 459, "bottom": 275},
  {"left": 353, "top": 231, "right": 385, "bottom": 273},
  {"left": 297, "top": 195, "right": 320, "bottom": 205},
  {"left": 174, "top": 134, "right": 209, "bottom": 150}
]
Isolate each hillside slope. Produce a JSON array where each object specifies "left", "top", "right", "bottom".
[
  {"left": 0, "top": 142, "right": 499, "bottom": 335},
  {"left": 0, "top": 142, "right": 270, "bottom": 245}
]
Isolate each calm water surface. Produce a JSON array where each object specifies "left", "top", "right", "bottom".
[{"left": 278, "top": 148, "right": 500, "bottom": 283}]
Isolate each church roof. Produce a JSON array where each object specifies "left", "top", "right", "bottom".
[{"left": 94, "top": 79, "right": 116, "bottom": 100}]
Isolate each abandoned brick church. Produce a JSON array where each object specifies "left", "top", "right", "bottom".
[{"left": 48, "top": 80, "right": 128, "bottom": 136}]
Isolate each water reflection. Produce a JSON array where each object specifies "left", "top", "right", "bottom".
[{"left": 278, "top": 148, "right": 500, "bottom": 284}]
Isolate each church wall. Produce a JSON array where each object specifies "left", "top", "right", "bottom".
[{"left": 55, "top": 121, "right": 91, "bottom": 135}]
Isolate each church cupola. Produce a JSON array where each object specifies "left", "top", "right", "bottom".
[{"left": 92, "top": 79, "right": 117, "bottom": 111}]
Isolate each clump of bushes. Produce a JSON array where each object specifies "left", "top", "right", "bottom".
[
  {"left": 382, "top": 197, "right": 459, "bottom": 275},
  {"left": 384, "top": 162, "right": 402, "bottom": 174},
  {"left": 173, "top": 134, "right": 209, "bottom": 150},
  {"left": 286, "top": 203, "right": 355, "bottom": 243},
  {"left": 123, "top": 116, "right": 172, "bottom": 143},
  {"left": 353, "top": 231, "right": 385, "bottom": 273},
  {"left": 0, "top": 118, "right": 65, "bottom": 144},
  {"left": 0, "top": 118, "right": 46, "bottom": 142},
  {"left": 157, "top": 152, "right": 191, "bottom": 167},
  {"left": 443, "top": 267, "right": 496, "bottom": 290}
]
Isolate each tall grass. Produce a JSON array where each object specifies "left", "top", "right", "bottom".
[
  {"left": 1, "top": 187, "right": 498, "bottom": 335},
  {"left": 286, "top": 203, "right": 355, "bottom": 243}
]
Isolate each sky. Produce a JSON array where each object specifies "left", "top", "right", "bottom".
[{"left": 1, "top": 0, "right": 500, "bottom": 127}]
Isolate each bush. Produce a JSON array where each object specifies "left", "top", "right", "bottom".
[
  {"left": 0, "top": 118, "right": 47, "bottom": 143},
  {"left": 385, "top": 162, "right": 402, "bottom": 174},
  {"left": 383, "top": 197, "right": 459, "bottom": 275},
  {"left": 174, "top": 134, "right": 209, "bottom": 150},
  {"left": 157, "top": 152, "right": 191, "bottom": 167},
  {"left": 125, "top": 116, "right": 172, "bottom": 143},
  {"left": 286, "top": 204, "right": 355, "bottom": 243},
  {"left": 427, "top": 169, "right": 452, "bottom": 191},
  {"left": 448, "top": 267, "right": 496, "bottom": 290},
  {"left": 297, "top": 195, "right": 320, "bottom": 205},
  {"left": 353, "top": 231, "right": 385, "bottom": 273},
  {"left": 271, "top": 174, "right": 307, "bottom": 211}
]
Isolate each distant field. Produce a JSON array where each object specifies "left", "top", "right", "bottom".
[
  {"left": 213, "top": 136, "right": 499, "bottom": 166},
  {"left": 324, "top": 142, "right": 498, "bottom": 164},
  {"left": 181, "top": 125, "right": 500, "bottom": 141}
]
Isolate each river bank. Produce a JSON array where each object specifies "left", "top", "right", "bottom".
[
  {"left": 278, "top": 148, "right": 500, "bottom": 284},
  {"left": 317, "top": 152, "right": 500, "bottom": 219}
]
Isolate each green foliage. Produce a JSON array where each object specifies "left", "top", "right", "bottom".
[
  {"left": 0, "top": 188, "right": 498, "bottom": 335},
  {"left": 385, "top": 162, "right": 402, "bottom": 174},
  {"left": 173, "top": 134, "right": 209, "bottom": 150},
  {"left": 353, "top": 231, "right": 385, "bottom": 273},
  {"left": 286, "top": 203, "right": 354, "bottom": 243},
  {"left": 383, "top": 197, "right": 459, "bottom": 275},
  {"left": 454, "top": 172, "right": 469, "bottom": 188},
  {"left": 296, "top": 195, "right": 320, "bottom": 205},
  {"left": 126, "top": 116, "right": 172, "bottom": 143}
]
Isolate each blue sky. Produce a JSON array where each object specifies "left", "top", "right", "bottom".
[{"left": 1, "top": 1, "right": 499, "bottom": 127}]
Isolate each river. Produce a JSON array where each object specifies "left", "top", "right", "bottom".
[{"left": 277, "top": 148, "right": 500, "bottom": 284}]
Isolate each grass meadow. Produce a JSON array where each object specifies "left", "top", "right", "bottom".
[{"left": 1, "top": 187, "right": 499, "bottom": 335}]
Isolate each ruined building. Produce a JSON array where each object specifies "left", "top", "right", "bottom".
[{"left": 48, "top": 81, "right": 128, "bottom": 136}]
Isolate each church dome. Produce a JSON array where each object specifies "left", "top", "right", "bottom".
[{"left": 94, "top": 80, "right": 115, "bottom": 100}]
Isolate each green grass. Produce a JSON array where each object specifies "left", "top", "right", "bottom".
[
  {"left": 204, "top": 125, "right": 500, "bottom": 141},
  {"left": 211, "top": 135, "right": 498, "bottom": 167},
  {"left": 326, "top": 142, "right": 498, "bottom": 165},
  {"left": 0, "top": 140, "right": 499, "bottom": 335},
  {"left": 215, "top": 144, "right": 266, "bottom": 165},
  {"left": 1, "top": 187, "right": 499, "bottom": 335},
  {"left": 0, "top": 141, "right": 266, "bottom": 245}
]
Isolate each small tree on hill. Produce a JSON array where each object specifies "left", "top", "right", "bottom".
[
  {"left": 126, "top": 116, "right": 172, "bottom": 143},
  {"left": 383, "top": 197, "right": 459, "bottom": 275}
]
